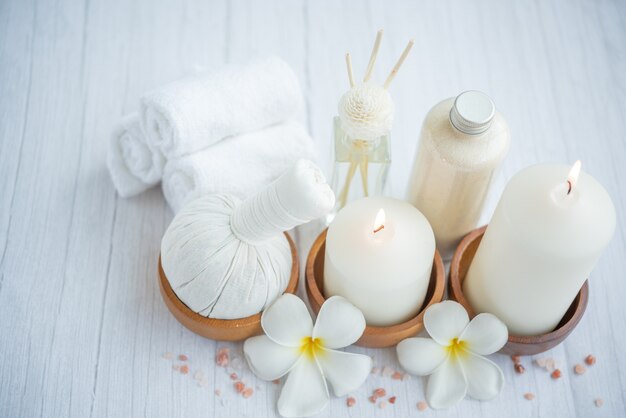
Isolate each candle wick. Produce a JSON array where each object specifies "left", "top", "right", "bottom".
[
  {"left": 373, "top": 225, "right": 385, "bottom": 234},
  {"left": 566, "top": 180, "right": 572, "bottom": 195}
]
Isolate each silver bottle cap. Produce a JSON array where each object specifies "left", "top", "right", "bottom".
[{"left": 449, "top": 90, "right": 495, "bottom": 135}]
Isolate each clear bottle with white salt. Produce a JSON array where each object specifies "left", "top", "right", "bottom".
[{"left": 406, "top": 91, "right": 510, "bottom": 259}]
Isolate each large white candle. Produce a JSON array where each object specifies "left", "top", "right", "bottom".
[
  {"left": 324, "top": 196, "right": 435, "bottom": 326},
  {"left": 464, "top": 162, "right": 616, "bottom": 336}
]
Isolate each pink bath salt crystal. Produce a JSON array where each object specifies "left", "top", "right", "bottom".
[
  {"left": 373, "top": 388, "right": 386, "bottom": 398},
  {"left": 535, "top": 358, "right": 548, "bottom": 368},
  {"left": 524, "top": 393, "right": 535, "bottom": 400},
  {"left": 574, "top": 364, "right": 586, "bottom": 375},
  {"left": 545, "top": 358, "right": 557, "bottom": 371},
  {"left": 391, "top": 371, "right": 403, "bottom": 380},
  {"left": 594, "top": 398, "right": 603, "bottom": 407},
  {"left": 382, "top": 366, "right": 394, "bottom": 377},
  {"left": 417, "top": 401, "right": 428, "bottom": 411},
  {"left": 216, "top": 347, "right": 230, "bottom": 367},
  {"left": 242, "top": 387, "right": 254, "bottom": 398},
  {"left": 230, "top": 372, "right": 238, "bottom": 380},
  {"left": 379, "top": 401, "right": 387, "bottom": 409},
  {"left": 234, "top": 381, "right": 245, "bottom": 393},
  {"left": 214, "top": 389, "right": 222, "bottom": 397},
  {"left": 346, "top": 397, "right": 356, "bottom": 407},
  {"left": 368, "top": 395, "right": 377, "bottom": 404},
  {"left": 162, "top": 352, "right": 173, "bottom": 360},
  {"left": 388, "top": 396, "right": 397, "bottom": 404},
  {"left": 178, "top": 354, "right": 188, "bottom": 361},
  {"left": 180, "top": 365, "right": 189, "bottom": 375}
]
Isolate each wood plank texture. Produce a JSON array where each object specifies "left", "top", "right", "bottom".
[{"left": 1, "top": 0, "right": 625, "bottom": 417}]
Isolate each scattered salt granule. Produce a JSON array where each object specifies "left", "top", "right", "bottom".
[
  {"left": 524, "top": 393, "right": 535, "bottom": 400},
  {"left": 379, "top": 401, "right": 387, "bottom": 409},
  {"left": 234, "top": 381, "right": 245, "bottom": 393},
  {"left": 346, "top": 397, "right": 356, "bottom": 407},
  {"left": 382, "top": 366, "right": 394, "bottom": 377},
  {"left": 371, "top": 367, "right": 379, "bottom": 375},
  {"left": 391, "top": 371, "right": 404, "bottom": 380},
  {"left": 535, "top": 357, "right": 557, "bottom": 371},
  {"left": 574, "top": 364, "right": 586, "bottom": 375},
  {"left": 178, "top": 354, "right": 188, "bottom": 361},
  {"left": 216, "top": 347, "right": 230, "bottom": 367},
  {"left": 417, "top": 401, "right": 428, "bottom": 411},
  {"left": 180, "top": 365, "right": 189, "bottom": 375},
  {"left": 535, "top": 358, "right": 547, "bottom": 368},
  {"left": 230, "top": 372, "right": 239, "bottom": 380},
  {"left": 511, "top": 355, "right": 521, "bottom": 363},
  {"left": 388, "top": 396, "right": 397, "bottom": 404},
  {"left": 594, "top": 398, "right": 604, "bottom": 407},
  {"left": 373, "top": 388, "right": 386, "bottom": 398},
  {"left": 242, "top": 387, "right": 254, "bottom": 398},
  {"left": 162, "top": 352, "right": 173, "bottom": 360},
  {"left": 214, "top": 389, "right": 222, "bottom": 397},
  {"left": 230, "top": 356, "right": 243, "bottom": 370},
  {"left": 368, "top": 395, "right": 377, "bottom": 404},
  {"left": 585, "top": 354, "right": 596, "bottom": 366},
  {"left": 551, "top": 369, "right": 562, "bottom": 379},
  {"left": 514, "top": 364, "right": 526, "bottom": 374}
]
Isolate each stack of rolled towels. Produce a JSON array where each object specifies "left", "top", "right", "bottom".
[{"left": 107, "top": 56, "right": 315, "bottom": 212}]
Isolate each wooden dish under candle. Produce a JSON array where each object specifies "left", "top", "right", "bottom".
[
  {"left": 449, "top": 225, "right": 589, "bottom": 356},
  {"left": 305, "top": 229, "right": 445, "bottom": 348},
  {"left": 158, "top": 232, "right": 299, "bottom": 341}
]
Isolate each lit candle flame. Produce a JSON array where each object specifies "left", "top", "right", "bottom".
[
  {"left": 373, "top": 209, "right": 385, "bottom": 234},
  {"left": 567, "top": 160, "right": 582, "bottom": 195}
]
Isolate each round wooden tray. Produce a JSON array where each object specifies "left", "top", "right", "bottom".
[
  {"left": 158, "top": 232, "right": 299, "bottom": 341},
  {"left": 305, "top": 229, "right": 446, "bottom": 348},
  {"left": 449, "top": 225, "right": 589, "bottom": 356}
]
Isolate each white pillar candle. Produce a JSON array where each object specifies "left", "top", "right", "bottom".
[
  {"left": 324, "top": 196, "right": 435, "bottom": 326},
  {"left": 464, "top": 162, "right": 616, "bottom": 336}
]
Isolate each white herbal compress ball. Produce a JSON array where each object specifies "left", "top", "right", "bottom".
[
  {"left": 161, "top": 159, "right": 335, "bottom": 319},
  {"left": 338, "top": 83, "right": 394, "bottom": 141}
]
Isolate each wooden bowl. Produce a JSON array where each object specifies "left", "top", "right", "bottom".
[
  {"left": 305, "top": 229, "right": 445, "bottom": 348},
  {"left": 158, "top": 232, "right": 299, "bottom": 341},
  {"left": 449, "top": 225, "right": 589, "bottom": 356}
]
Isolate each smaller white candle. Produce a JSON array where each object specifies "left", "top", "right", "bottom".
[{"left": 324, "top": 196, "right": 435, "bottom": 326}]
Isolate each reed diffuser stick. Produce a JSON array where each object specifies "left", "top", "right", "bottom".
[
  {"left": 384, "top": 39, "right": 414, "bottom": 89},
  {"left": 345, "top": 53, "right": 355, "bottom": 88},
  {"left": 363, "top": 29, "right": 384, "bottom": 82}
]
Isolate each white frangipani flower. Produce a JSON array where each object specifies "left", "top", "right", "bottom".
[
  {"left": 244, "top": 294, "right": 372, "bottom": 418},
  {"left": 397, "top": 300, "right": 508, "bottom": 409}
]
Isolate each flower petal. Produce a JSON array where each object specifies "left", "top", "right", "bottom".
[
  {"left": 461, "top": 351, "right": 505, "bottom": 401},
  {"left": 424, "top": 301, "right": 469, "bottom": 346},
  {"left": 426, "top": 358, "right": 467, "bottom": 409},
  {"left": 316, "top": 348, "right": 372, "bottom": 396},
  {"left": 312, "top": 296, "right": 366, "bottom": 349},
  {"left": 277, "top": 357, "right": 329, "bottom": 418},
  {"left": 262, "top": 294, "right": 313, "bottom": 347},
  {"left": 397, "top": 338, "right": 448, "bottom": 376},
  {"left": 243, "top": 335, "right": 301, "bottom": 381},
  {"left": 459, "top": 313, "right": 509, "bottom": 355}
]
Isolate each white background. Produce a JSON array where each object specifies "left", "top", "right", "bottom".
[{"left": 1, "top": 0, "right": 625, "bottom": 417}]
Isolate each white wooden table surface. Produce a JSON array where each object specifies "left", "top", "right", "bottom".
[{"left": 1, "top": 0, "right": 625, "bottom": 417}]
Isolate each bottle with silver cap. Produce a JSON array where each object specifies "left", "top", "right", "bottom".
[{"left": 406, "top": 91, "right": 510, "bottom": 259}]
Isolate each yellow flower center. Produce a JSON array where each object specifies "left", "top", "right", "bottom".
[
  {"left": 446, "top": 337, "right": 468, "bottom": 358},
  {"left": 300, "top": 337, "right": 324, "bottom": 359}
]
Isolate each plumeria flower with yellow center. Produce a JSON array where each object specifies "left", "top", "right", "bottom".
[
  {"left": 244, "top": 294, "right": 372, "bottom": 418},
  {"left": 397, "top": 300, "right": 508, "bottom": 409}
]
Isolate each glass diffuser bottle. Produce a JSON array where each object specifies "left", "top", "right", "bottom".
[{"left": 328, "top": 30, "right": 413, "bottom": 221}]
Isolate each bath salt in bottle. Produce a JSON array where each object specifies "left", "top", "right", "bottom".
[{"left": 406, "top": 91, "right": 510, "bottom": 259}]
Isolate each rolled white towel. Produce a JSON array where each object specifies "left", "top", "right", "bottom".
[
  {"left": 140, "top": 56, "right": 302, "bottom": 158},
  {"left": 162, "top": 121, "right": 316, "bottom": 213},
  {"left": 107, "top": 114, "right": 165, "bottom": 197}
]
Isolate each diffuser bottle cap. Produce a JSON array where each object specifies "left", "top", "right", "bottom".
[{"left": 449, "top": 90, "right": 495, "bottom": 135}]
